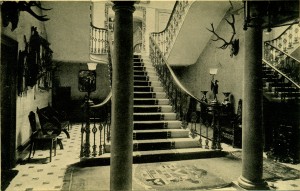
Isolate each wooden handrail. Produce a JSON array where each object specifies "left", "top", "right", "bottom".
[
  {"left": 262, "top": 59, "right": 300, "bottom": 89},
  {"left": 152, "top": 1, "right": 178, "bottom": 35},
  {"left": 265, "top": 42, "right": 300, "bottom": 63},
  {"left": 264, "top": 24, "right": 293, "bottom": 43},
  {"left": 150, "top": 35, "right": 208, "bottom": 106},
  {"left": 90, "top": 30, "right": 113, "bottom": 109},
  {"left": 90, "top": 23, "right": 107, "bottom": 31}
]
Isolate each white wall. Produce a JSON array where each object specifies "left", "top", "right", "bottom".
[
  {"left": 43, "top": 1, "right": 91, "bottom": 63},
  {"left": 2, "top": 5, "right": 52, "bottom": 152}
]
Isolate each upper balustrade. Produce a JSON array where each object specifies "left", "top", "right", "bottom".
[
  {"left": 90, "top": 24, "right": 109, "bottom": 55},
  {"left": 151, "top": 0, "right": 193, "bottom": 58},
  {"left": 265, "top": 23, "right": 300, "bottom": 54}
]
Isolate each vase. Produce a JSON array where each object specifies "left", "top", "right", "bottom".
[
  {"left": 200, "top": 91, "right": 208, "bottom": 103},
  {"left": 223, "top": 92, "right": 231, "bottom": 103}
]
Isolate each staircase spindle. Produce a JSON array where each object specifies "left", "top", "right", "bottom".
[{"left": 92, "top": 112, "right": 98, "bottom": 157}]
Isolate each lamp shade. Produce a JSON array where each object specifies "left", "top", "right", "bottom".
[
  {"left": 87, "top": 63, "right": 97, "bottom": 70},
  {"left": 209, "top": 68, "right": 218, "bottom": 75}
]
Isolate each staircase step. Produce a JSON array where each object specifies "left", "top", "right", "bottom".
[
  {"left": 134, "top": 121, "right": 181, "bottom": 130},
  {"left": 265, "top": 82, "right": 292, "bottom": 88},
  {"left": 134, "top": 76, "right": 149, "bottom": 81},
  {"left": 134, "top": 86, "right": 163, "bottom": 92},
  {"left": 134, "top": 70, "right": 156, "bottom": 76},
  {"left": 105, "top": 138, "right": 201, "bottom": 152},
  {"left": 79, "top": 148, "right": 227, "bottom": 166},
  {"left": 133, "top": 129, "right": 189, "bottom": 140},
  {"left": 134, "top": 92, "right": 166, "bottom": 99},
  {"left": 133, "top": 62, "right": 144, "bottom": 67},
  {"left": 134, "top": 105, "right": 173, "bottom": 113},
  {"left": 134, "top": 80, "right": 161, "bottom": 87},
  {"left": 133, "top": 113, "right": 176, "bottom": 121},
  {"left": 134, "top": 81, "right": 151, "bottom": 86},
  {"left": 262, "top": 78, "right": 283, "bottom": 83},
  {"left": 279, "top": 92, "right": 300, "bottom": 97},
  {"left": 272, "top": 87, "right": 298, "bottom": 92},
  {"left": 134, "top": 75, "right": 158, "bottom": 81},
  {"left": 134, "top": 98, "right": 169, "bottom": 105}
]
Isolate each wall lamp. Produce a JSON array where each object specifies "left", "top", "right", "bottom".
[{"left": 87, "top": 62, "right": 98, "bottom": 70}]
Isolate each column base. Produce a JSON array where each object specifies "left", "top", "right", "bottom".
[{"left": 237, "top": 176, "right": 269, "bottom": 190}]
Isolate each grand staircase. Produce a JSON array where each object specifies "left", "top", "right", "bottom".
[
  {"left": 82, "top": 54, "right": 226, "bottom": 165},
  {"left": 262, "top": 64, "right": 300, "bottom": 103}
]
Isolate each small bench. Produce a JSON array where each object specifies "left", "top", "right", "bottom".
[{"left": 37, "top": 104, "right": 70, "bottom": 139}]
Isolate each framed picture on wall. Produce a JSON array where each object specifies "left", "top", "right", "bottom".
[{"left": 78, "top": 70, "right": 96, "bottom": 92}]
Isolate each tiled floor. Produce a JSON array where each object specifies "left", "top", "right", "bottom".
[
  {"left": 5, "top": 124, "right": 82, "bottom": 191},
  {"left": 4, "top": 124, "right": 300, "bottom": 191}
]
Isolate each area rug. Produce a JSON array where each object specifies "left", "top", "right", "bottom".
[
  {"left": 133, "top": 162, "right": 230, "bottom": 190},
  {"left": 228, "top": 151, "right": 300, "bottom": 181}
]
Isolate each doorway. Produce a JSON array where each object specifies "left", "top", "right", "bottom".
[{"left": 1, "top": 35, "right": 18, "bottom": 170}]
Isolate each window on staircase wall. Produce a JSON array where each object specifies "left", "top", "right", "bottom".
[{"left": 156, "top": 9, "right": 171, "bottom": 32}]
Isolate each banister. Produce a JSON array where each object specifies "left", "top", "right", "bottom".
[
  {"left": 90, "top": 23, "right": 107, "bottom": 31},
  {"left": 262, "top": 58, "right": 300, "bottom": 89},
  {"left": 90, "top": 24, "right": 109, "bottom": 55},
  {"left": 264, "top": 24, "right": 293, "bottom": 43},
  {"left": 265, "top": 42, "right": 300, "bottom": 63},
  {"left": 150, "top": 0, "right": 194, "bottom": 57},
  {"left": 153, "top": 1, "right": 178, "bottom": 35},
  {"left": 150, "top": 35, "right": 207, "bottom": 107},
  {"left": 90, "top": 30, "right": 113, "bottom": 109}
]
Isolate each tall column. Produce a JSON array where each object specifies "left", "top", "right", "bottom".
[
  {"left": 110, "top": 2, "right": 135, "bottom": 191},
  {"left": 238, "top": 2, "right": 268, "bottom": 190}
]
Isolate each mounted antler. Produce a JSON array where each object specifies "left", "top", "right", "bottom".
[
  {"left": 207, "top": 2, "right": 239, "bottom": 57},
  {"left": 1, "top": 1, "right": 51, "bottom": 31}
]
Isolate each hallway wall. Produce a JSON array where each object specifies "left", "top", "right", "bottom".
[
  {"left": 43, "top": 1, "right": 91, "bottom": 63},
  {"left": 173, "top": 9, "right": 245, "bottom": 113},
  {"left": 2, "top": 5, "right": 52, "bottom": 160},
  {"left": 53, "top": 62, "right": 110, "bottom": 101}
]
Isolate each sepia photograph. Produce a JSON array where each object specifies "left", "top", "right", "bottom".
[{"left": 1, "top": 0, "right": 299, "bottom": 190}]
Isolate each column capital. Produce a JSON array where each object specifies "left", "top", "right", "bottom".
[{"left": 112, "top": 1, "right": 136, "bottom": 13}]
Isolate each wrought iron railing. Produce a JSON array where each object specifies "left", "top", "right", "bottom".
[
  {"left": 90, "top": 24, "right": 108, "bottom": 55},
  {"left": 265, "top": 23, "right": 299, "bottom": 53},
  {"left": 81, "top": 30, "right": 113, "bottom": 159},
  {"left": 264, "top": 42, "right": 300, "bottom": 88},
  {"left": 150, "top": 35, "right": 223, "bottom": 150},
  {"left": 151, "top": 0, "right": 194, "bottom": 58}
]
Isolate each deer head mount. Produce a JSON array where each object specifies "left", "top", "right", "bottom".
[
  {"left": 1, "top": 1, "right": 51, "bottom": 31},
  {"left": 207, "top": 3, "right": 239, "bottom": 57}
]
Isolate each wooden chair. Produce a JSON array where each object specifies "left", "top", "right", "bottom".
[
  {"left": 37, "top": 106, "right": 70, "bottom": 139},
  {"left": 28, "top": 111, "right": 57, "bottom": 162}
]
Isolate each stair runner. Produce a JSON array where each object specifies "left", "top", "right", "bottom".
[
  {"left": 262, "top": 64, "right": 300, "bottom": 103},
  {"left": 86, "top": 54, "right": 226, "bottom": 165}
]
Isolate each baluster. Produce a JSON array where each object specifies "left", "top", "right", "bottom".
[
  {"left": 99, "top": 123, "right": 103, "bottom": 155},
  {"left": 106, "top": 112, "right": 111, "bottom": 143},
  {"left": 80, "top": 121, "right": 85, "bottom": 157},
  {"left": 215, "top": 109, "right": 222, "bottom": 150},
  {"left": 102, "top": 119, "right": 106, "bottom": 154},
  {"left": 288, "top": 27, "right": 293, "bottom": 49},
  {"left": 283, "top": 33, "right": 288, "bottom": 52},
  {"left": 98, "top": 29, "right": 101, "bottom": 54},
  {"left": 94, "top": 29, "right": 97, "bottom": 54},
  {"left": 278, "top": 37, "right": 283, "bottom": 51},
  {"left": 90, "top": 27, "right": 94, "bottom": 53},
  {"left": 198, "top": 109, "right": 203, "bottom": 148},
  {"left": 294, "top": 25, "right": 299, "bottom": 44},
  {"left": 92, "top": 111, "right": 97, "bottom": 157},
  {"left": 190, "top": 112, "right": 197, "bottom": 138}
]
